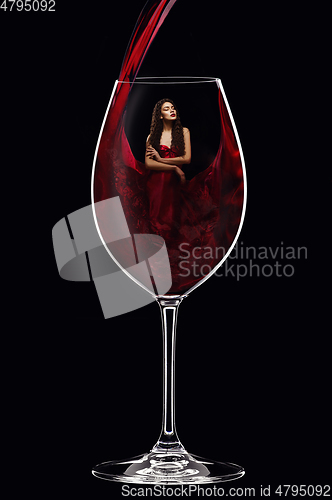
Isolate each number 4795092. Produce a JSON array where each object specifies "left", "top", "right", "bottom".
[{"left": 0, "top": 0, "right": 55, "bottom": 11}]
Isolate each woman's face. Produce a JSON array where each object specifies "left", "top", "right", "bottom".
[{"left": 160, "top": 102, "right": 177, "bottom": 121}]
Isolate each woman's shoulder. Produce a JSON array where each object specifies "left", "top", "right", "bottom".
[{"left": 183, "top": 127, "right": 190, "bottom": 135}]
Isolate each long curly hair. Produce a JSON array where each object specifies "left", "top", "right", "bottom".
[{"left": 148, "top": 98, "right": 185, "bottom": 156}]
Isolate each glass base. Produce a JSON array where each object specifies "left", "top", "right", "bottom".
[{"left": 92, "top": 450, "right": 244, "bottom": 484}]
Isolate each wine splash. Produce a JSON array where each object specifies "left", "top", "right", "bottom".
[
  {"left": 94, "top": 0, "right": 178, "bottom": 202},
  {"left": 92, "top": 0, "right": 245, "bottom": 295}
]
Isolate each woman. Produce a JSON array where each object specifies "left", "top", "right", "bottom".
[
  {"left": 145, "top": 98, "right": 191, "bottom": 183},
  {"left": 145, "top": 98, "right": 191, "bottom": 236}
]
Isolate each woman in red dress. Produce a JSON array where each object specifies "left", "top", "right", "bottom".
[
  {"left": 145, "top": 98, "right": 191, "bottom": 238},
  {"left": 107, "top": 97, "right": 242, "bottom": 292}
]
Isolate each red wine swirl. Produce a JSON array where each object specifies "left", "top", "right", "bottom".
[{"left": 93, "top": 1, "right": 245, "bottom": 295}]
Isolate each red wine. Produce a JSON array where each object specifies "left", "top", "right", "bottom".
[
  {"left": 93, "top": 0, "right": 245, "bottom": 295},
  {"left": 94, "top": 0, "right": 177, "bottom": 203}
]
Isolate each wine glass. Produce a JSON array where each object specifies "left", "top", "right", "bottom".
[{"left": 91, "top": 76, "right": 246, "bottom": 484}]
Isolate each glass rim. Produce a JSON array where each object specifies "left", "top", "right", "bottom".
[{"left": 117, "top": 76, "right": 219, "bottom": 84}]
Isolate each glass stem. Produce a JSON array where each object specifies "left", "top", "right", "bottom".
[{"left": 152, "top": 297, "right": 185, "bottom": 453}]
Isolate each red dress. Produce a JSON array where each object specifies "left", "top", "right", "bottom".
[
  {"left": 146, "top": 145, "right": 182, "bottom": 239},
  {"left": 143, "top": 144, "right": 224, "bottom": 292},
  {"left": 96, "top": 125, "right": 243, "bottom": 294}
]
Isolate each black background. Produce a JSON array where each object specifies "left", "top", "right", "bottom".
[{"left": 2, "top": 0, "right": 329, "bottom": 497}]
